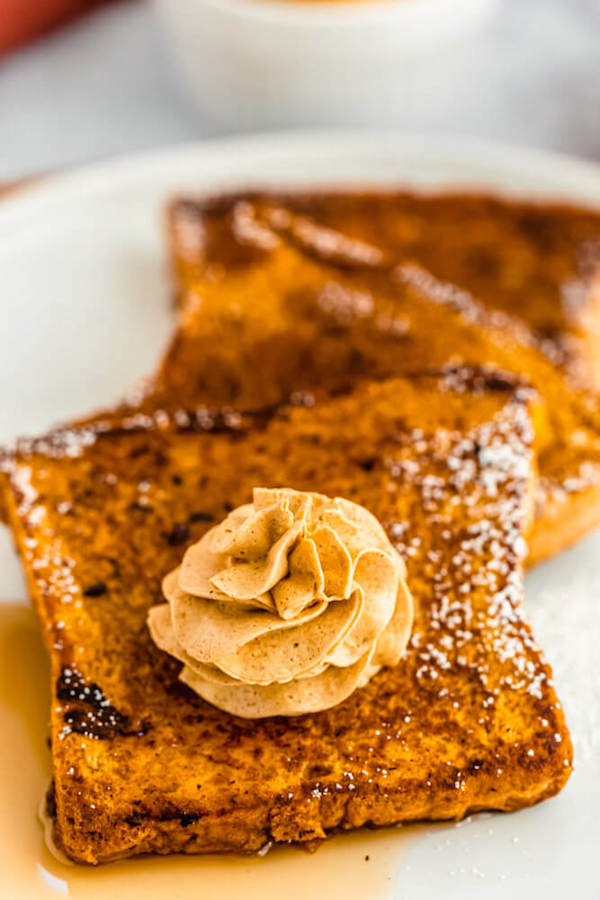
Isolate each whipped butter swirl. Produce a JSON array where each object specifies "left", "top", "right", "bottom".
[{"left": 148, "top": 488, "right": 413, "bottom": 718}]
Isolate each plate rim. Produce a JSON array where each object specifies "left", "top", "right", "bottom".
[
  {"left": 1, "top": 128, "right": 600, "bottom": 896},
  {"left": 2, "top": 130, "right": 600, "bottom": 231}
]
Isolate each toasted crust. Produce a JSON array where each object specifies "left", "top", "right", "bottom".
[
  {"left": 158, "top": 196, "right": 600, "bottom": 566},
  {"left": 169, "top": 191, "right": 600, "bottom": 388},
  {"left": 5, "top": 370, "right": 571, "bottom": 863}
]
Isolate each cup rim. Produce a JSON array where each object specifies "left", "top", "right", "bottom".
[{"left": 157, "top": 0, "right": 495, "bottom": 31}]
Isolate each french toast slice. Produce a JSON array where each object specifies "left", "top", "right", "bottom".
[
  {"left": 170, "top": 191, "right": 600, "bottom": 389},
  {"left": 159, "top": 200, "right": 600, "bottom": 565},
  {"left": 4, "top": 369, "right": 571, "bottom": 863}
]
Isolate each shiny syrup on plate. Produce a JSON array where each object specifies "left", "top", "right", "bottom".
[{"left": 0, "top": 603, "right": 416, "bottom": 899}]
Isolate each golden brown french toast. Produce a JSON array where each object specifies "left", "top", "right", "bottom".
[
  {"left": 4, "top": 369, "right": 571, "bottom": 863},
  {"left": 170, "top": 191, "right": 600, "bottom": 389},
  {"left": 159, "top": 199, "right": 600, "bottom": 565}
]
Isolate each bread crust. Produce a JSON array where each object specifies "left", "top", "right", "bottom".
[
  {"left": 5, "top": 371, "right": 572, "bottom": 863},
  {"left": 157, "top": 195, "right": 600, "bottom": 566},
  {"left": 169, "top": 190, "right": 600, "bottom": 388}
]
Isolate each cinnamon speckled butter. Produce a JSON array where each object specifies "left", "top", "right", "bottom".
[{"left": 148, "top": 488, "right": 413, "bottom": 717}]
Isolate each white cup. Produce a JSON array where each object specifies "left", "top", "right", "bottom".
[{"left": 153, "top": 0, "right": 498, "bottom": 129}]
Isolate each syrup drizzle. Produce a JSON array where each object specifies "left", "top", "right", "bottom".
[{"left": 0, "top": 603, "right": 415, "bottom": 899}]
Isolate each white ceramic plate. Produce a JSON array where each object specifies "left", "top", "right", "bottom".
[{"left": 1, "top": 133, "right": 599, "bottom": 899}]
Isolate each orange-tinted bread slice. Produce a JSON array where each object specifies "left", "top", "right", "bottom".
[
  {"left": 4, "top": 369, "right": 571, "bottom": 863},
  {"left": 160, "top": 198, "right": 600, "bottom": 565}
]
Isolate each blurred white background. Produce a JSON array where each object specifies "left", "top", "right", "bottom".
[{"left": 0, "top": 0, "right": 599, "bottom": 177}]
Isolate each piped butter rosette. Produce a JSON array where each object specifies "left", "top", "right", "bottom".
[{"left": 147, "top": 488, "right": 413, "bottom": 718}]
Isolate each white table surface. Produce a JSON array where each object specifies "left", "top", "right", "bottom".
[{"left": 0, "top": 0, "right": 599, "bottom": 179}]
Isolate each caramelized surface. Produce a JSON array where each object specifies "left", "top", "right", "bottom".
[
  {"left": 5, "top": 371, "right": 571, "bottom": 863},
  {"left": 161, "top": 198, "right": 600, "bottom": 565},
  {"left": 171, "top": 191, "right": 600, "bottom": 388}
]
